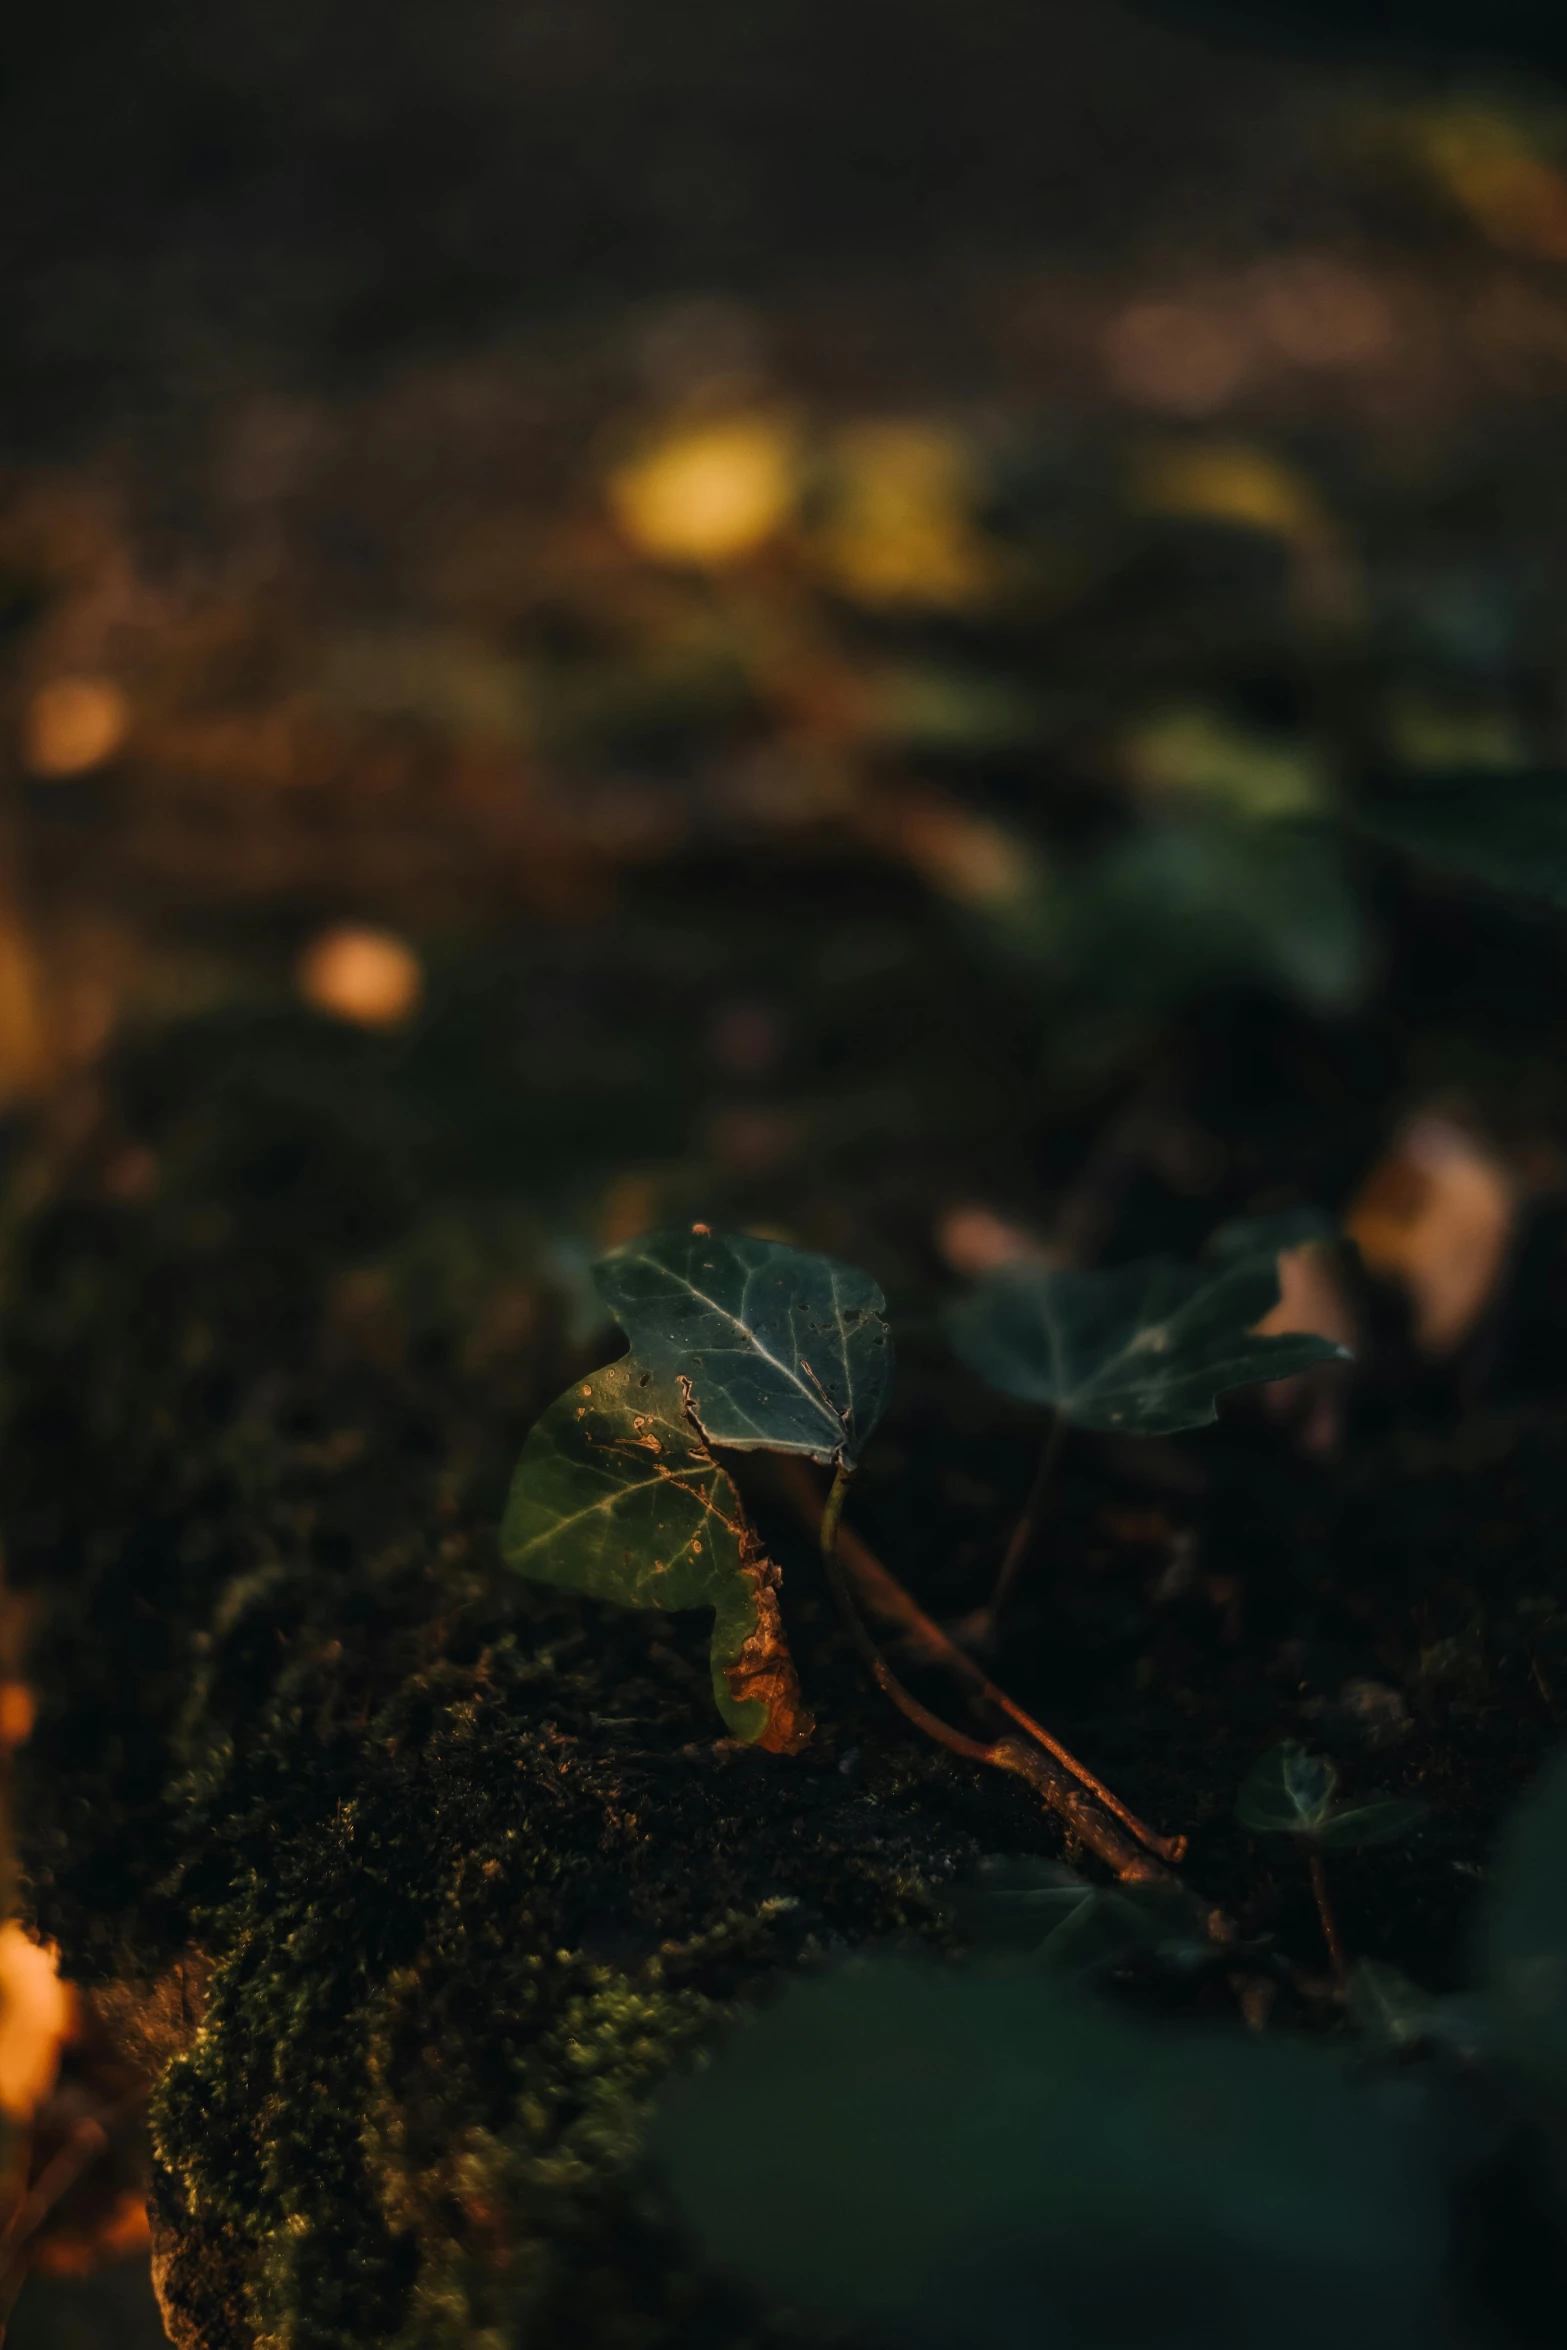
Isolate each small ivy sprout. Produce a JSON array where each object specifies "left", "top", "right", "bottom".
[
  {"left": 1344, "top": 1959, "right": 1492, "bottom": 2062},
  {"left": 1237, "top": 1740, "right": 1427, "bottom": 1983}
]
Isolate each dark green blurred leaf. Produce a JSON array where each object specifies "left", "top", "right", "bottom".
[
  {"left": 593, "top": 1227, "right": 892, "bottom": 1465},
  {"left": 1480, "top": 1745, "right": 1567, "bottom": 2091},
  {"left": 1354, "top": 770, "right": 1567, "bottom": 909},
  {"left": 1081, "top": 813, "right": 1370, "bottom": 1016},
  {"left": 500, "top": 1354, "right": 806, "bottom": 1745},
  {"left": 1236, "top": 1741, "right": 1339, "bottom": 1837},
  {"left": 652, "top": 1960, "right": 1444, "bottom": 2350},
  {"left": 948, "top": 1251, "right": 1348, "bottom": 1436}
]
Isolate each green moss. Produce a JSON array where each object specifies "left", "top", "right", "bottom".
[
  {"left": 0, "top": 1017, "right": 1010, "bottom": 2348},
  {"left": 144, "top": 1623, "right": 975, "bottom": 2350}
]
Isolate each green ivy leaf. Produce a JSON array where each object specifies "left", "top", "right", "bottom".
[
  {"left": 946, "top": 1857, "right": 1094, "bottom": 1953},
  {"left": 949, "top": 1859, "right": 1211, "bottom": 1975},
  {"left": 1344, "top": 1961, "right": 1434, "bottom": 2053},
  {"left": 947, "top": 1249, "right": 1349, "bottom": 1436},
  {"left": 1236, "top": 1742, "right": 1339, "bottom": 1837},
  {"left": 1315, "top": 1797, "right": 1427, "bottom": 1851},
  {"left": 1480, "top": 1746, "right": 1567, "bottom": 2091},
  {"left": 1034, "top": 1880, "right": 1213, "bottom": 1976},
  {"left": 652, "top": 1961, "right": 1444, "bottom": 2350},
  {"left": 1081, "top": 811, "right": 1371, "bottom": 1016},
  {"left": 500, "top": 1354, "right": 811, "bottom": 1750},
  {"left": 593, "top": 1226, "right": 893, "bottom": 1465},
  {"left": 1354, "top": 770, "right": 1567, "bottom": 909}
]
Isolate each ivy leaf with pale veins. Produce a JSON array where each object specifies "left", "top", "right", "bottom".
[
  {"left": 501, "top": 1354, "right": 812, "bottom": 1751},
  {"left": 1237, "top": 1744, "right": 1427, "bottom": 1847},
  {"left": 592, "top": 1227, "right": 892, "bottom": 1466},
  {"left": 1315, "top": 1797, "right": 1427, "bottom": 1851},
  {"left": 947, "top": 1247, "right": 1350, "bottom": 1436},
  {"left": 1236, "top": 1742, "right": 1340, "bottom": 1838},
  {"left": 947, "top": 1858, "right": 1210, "bottom": 1974}
]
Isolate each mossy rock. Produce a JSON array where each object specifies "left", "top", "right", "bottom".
[
  {"left": 139, "top": 1629, "right": 993, "bottom": 2350},
  {"left": 0, "top": 1017, "right": 1017, "bottom": 2349}
]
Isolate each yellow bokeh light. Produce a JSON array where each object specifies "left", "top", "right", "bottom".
[
  {"left": 1385, "top": 695, "right": 1527, "bottom": 774},
  {"left": 23, "top": 675, "right": 130, "bottom": 777},
  {"left": 608, "top": 416, "right": 797, "bottom": 565},
  {"left": 0, "top": 912, "right": 51, "bottom": 1106},
  {"left": 1128, "top": 440, "right": 1359, "bottom": 626},
  {"left": 816, "top": 423, "right": 995, "bottom": 609},
  {"left": 1123, "top": 706, "right": 1330, "bottom": 821},
  {"left": 0, "top": 1924, "right": 73, "bottom": 2121},
  {"left": 0, "top": 1681, "right": 36, "bottom": 1747},
  {"left": 1417, "top": 105, "right": 1567, "bottom": 263},
  {"left": 298, "top": 926, "right": 424, "bottom": 1028},
  {"left": 1129, "top": 441, "right": 1329, "bottom": 547}
]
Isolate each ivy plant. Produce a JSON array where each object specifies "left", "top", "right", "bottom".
[
  {"left": 1236, "top": 1741, "right": 1426, "bottom": 1979},
  {"left": 947, "top": 1239, "right": 1349, "bottom": 1437},
  {"left": 1236, "top": 1740, "right": 1427, "bottom": 1849},
  {"left": 503, "top": 1221, "right": 1351, "bottom": 1785},
  {"left": 501, "top": 1352, "right": 813, "bottom": 1749},
  {"left": 939, "top": 1225, "right": 1350, "bottom": 1637},
  {"left": 502, "top": 1226, "right": 892, "bottom": 1752},
  {"left": 591, "top": 1223, "right": 892, "bottom": 1465},
  {"left": 947, "top": 1854, "right": 1212, "bottom": 1976}
]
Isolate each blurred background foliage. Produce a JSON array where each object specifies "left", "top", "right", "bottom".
[{"left": 13, "top": 11, "right": 1567, "bottom": 1134}]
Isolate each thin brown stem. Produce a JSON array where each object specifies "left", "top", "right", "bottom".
[
  {"left": 1308, "top": 1846, "right": 1347, "bottom": 1985},
  {"left": 818, "top": 1470, "right": 991, "bottom": 1764},
  {"left": 984, "top": 1739, "right": 1171, "bottom": 1882},
  {"left": 976, "top": 1409, "right": 1063, "bottom": 1635},
  {"left": 790, "top": 1457, "right": 1185, "bottom": 1864},
  {"left": 817, "top": 1466, "right": 1174, "bottom": 1883}
]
